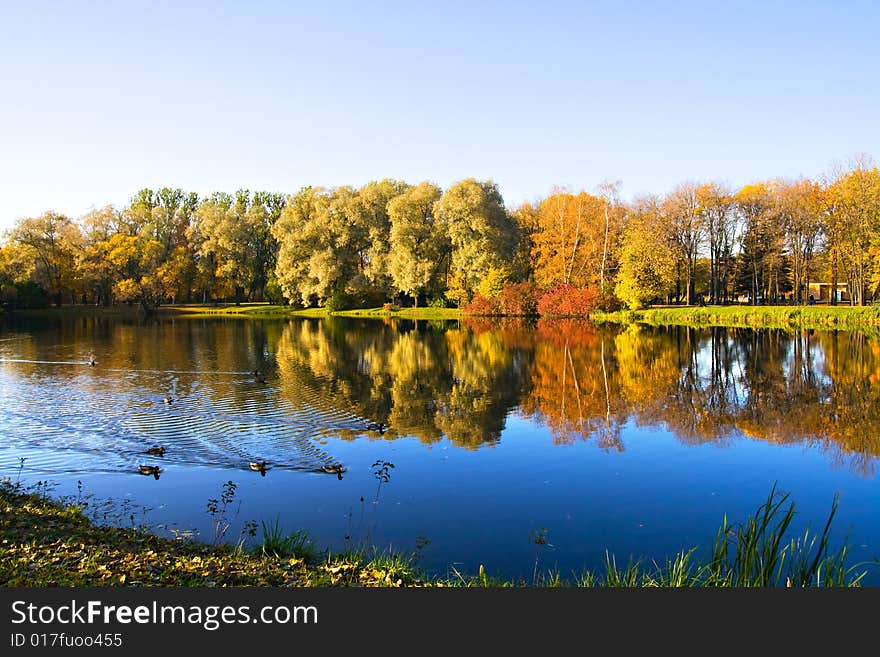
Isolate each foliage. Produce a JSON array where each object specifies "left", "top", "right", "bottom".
[
  {"left": 537, "top": 284, "right": 600, "bottom": 317},
  {"left": 4, "top": 160, "right": 880, "bottom": 314},
  {"left": 463, "top": 292, "right": 501, "bottom": 316},
  {"left": 324, "top": 289, "right": 355, "bottom": 312},
  {"left": 615, "top": 198, "right": 677, "bottom": 309},
  {"left": 434, "top": 179, "right": 518, "bottom": 296},
  {"left": 499, "top": 281, "right": 538, "bottom": 316}
]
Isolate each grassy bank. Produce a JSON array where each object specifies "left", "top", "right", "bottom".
[
  {"left": 162, "top": 303, "right": 464, "bottom": 321},
  {"left": 5, "top": 303, "right": 463, "bottom": 322},
  {"left": 591, "top": 304, "right": 880, "bottom": 331},
  {"left": 0, "top": 480, "right": 869, "bottom": 587}
]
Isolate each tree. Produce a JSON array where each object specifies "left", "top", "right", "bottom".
[
  {"left": 531, "top": 188, "right": 621, "bottom": 292},
  {"left": 830, "top": 163, "right": 880, "bottom": 305},
  {"left": 434, "top": 179, "right": 518, "bottom": 298},
  {"left": 697, "top": 182, "right": 737, "bottom": 303},
  {"left": 664, "top": 183, "right": 704, "bottom": 305},
  {"left": 194, "top": 190, "right": 285, "bottom": 303},
  {"left": 386, "top": 182, "right": 445, "bottom": 307},
  {"left": 104, "top": 233, "right": 166, "bottom": 312},
  {"left": 7, "top": 212, "right": 82, "bottom": 306},
  {"left": 615, "top": 197, "right": 677, "bottom": 309},
  {"left": 776, "top": 179, "right": 824, "bottom": 304},
  {"left": 735, "top": 183, "right": 784, "bottom": 303},
  {"left": 272, "top": 186, "right": 364, "bottom": 306},
  {"left": 345, "top": 179, "right": 407, "bottom": 298},
  {"left": 509, "top": 201, "right": 539, "bottom": 282}
]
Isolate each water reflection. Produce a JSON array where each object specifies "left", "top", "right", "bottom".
[
  {"left": 273, "top": 318, "right": 880, "bottom": 475},
  {"left": 1, "top": 315, "right": 879, "bottom": 476}
]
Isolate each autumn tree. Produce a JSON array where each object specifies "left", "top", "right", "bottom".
[
  {"left": 697, "top": 182, "right": 737, "bottom": 303},
  {"left": 735, "top": 182, "right": 786, "bottom": 303},
  {"left": 615, "top": 196, "right": 677, "bottom": 309},
  {"left": 79, "top": 207, "right": 125, "bottom": 305},
  {"left": 272, "top": 186, "right": 367, "bottom": 306},
  {"left": 7, "top": 212, "right": 83, "bottom": 306},
  {"left": 532, "top": 187, "right": 622, "bottom": 295},
  {"left": 829, "top": 163, "right": 880, "bottom": 305},
  {"left": 194, "top": 190, "right": 285, "bottom": 303},
  {"left": 776, "top": 179, "right": 824, "bottom": 304},
  {"left": 387, "top": 182, "right": 446, "bottom": 306},
  {"left": 509, "top": 201, "right": 539, "bottom": 282},
  {"left": 664, "top": 183, "right": 704, "bottom": 305},
  {"left": 434, "top": 179, "right": 518, "bottom": 298},
  {"left": 103, "top": 233, "right": 166, "bottom": 312},
  {"left": 345, "top": 179, "right": 407, "bottom": 298}
]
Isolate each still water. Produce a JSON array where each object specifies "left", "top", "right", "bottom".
[{"left": 1, "top": 314, "right": 878, "bottom": 582}]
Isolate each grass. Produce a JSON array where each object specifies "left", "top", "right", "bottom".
[
  {"left": 1, "top": 478, "right": 871, "bottom": 587},
  {"left": 161, "top": 303, "right": 464, "bottom": 321},
  {"left": 591, "top": 304, "right": 880, "bottom": 332},
  {"left": 7, "top": 302, "right": 464, "bottom": 321}
]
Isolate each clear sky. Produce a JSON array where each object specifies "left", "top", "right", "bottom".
[{"left": 1, "top": 0, "right": 877, "bottom": 232}]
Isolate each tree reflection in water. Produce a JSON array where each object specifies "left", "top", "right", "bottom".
[{"left": 273, "top": 317, "right": 880, "bottom": 475}]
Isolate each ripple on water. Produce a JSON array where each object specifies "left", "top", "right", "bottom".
[{"left": 0, "top": 361, "right": 364, "bottom": 477}]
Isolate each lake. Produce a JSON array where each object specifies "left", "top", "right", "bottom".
[{"left": 1, "top": 313, "right": 878, "bottom": 583}]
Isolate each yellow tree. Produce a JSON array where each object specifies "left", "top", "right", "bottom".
[
  {"left": 7, "top": 212, "right": 83, "bottom": 306},
  {"left": 615, "top": 197, "right": 677, "bottom": 309},
  {"left": 775, "top": 179, "right": 824, "bottom": 304},
  {"left": 830, "top": 163, "right": 880, "bottom": 305},
  {"left": 532, "top": 189, "right": 612, "bottom": 289}
]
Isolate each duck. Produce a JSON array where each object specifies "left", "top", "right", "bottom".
[
  {"left": 88, "top": 354, "right": 97, "bottom": 366},
  {"left": 370, "top": 422, "right": 387, "bottom": 435},
  {"left": 163, "top": 396, "right": 173, "bottom": 405},
  {"left": 249, "top": 461, "right": 269, "bottom": 475},
  {"left": 145, "top": 446, "right": 166, "bottom": 456},
  {"left": 138, "top": 465, "right": 161, "bottom": 479},
  {"left": 322, "top": 463, "right": 347, "bottom": 480}
]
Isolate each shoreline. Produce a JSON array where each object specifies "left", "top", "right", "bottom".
[
  {"left": 589, "top": 304, "right": 880, "bottom": 331},
  {"left": 7, "top": 303, "right": 880, "bottom": 334},
  {"left": 0, "top": 480, "right": 868, "bottom": 587}
]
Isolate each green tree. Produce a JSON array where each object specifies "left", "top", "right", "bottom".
[
  {"left": 387, "top": 182, "right": 446, "bottom": 306},
  {"left": 434, "top": 179, "right": 517, "bottom": 298}
]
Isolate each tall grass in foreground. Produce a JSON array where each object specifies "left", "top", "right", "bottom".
[{"left": 457, "top": 486, "right": 870, "bottom": 587}]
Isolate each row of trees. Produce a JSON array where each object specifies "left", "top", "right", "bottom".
[{"left": 2, "top": 161, "right": 879, "bottom": 312}]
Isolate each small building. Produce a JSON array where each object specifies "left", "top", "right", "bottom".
[{"left": 807, "top": 282, "right": 850, "bottom": 303}]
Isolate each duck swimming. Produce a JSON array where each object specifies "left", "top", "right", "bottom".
[
  {"left": 145, "top": 446, "right": 165, "bottom": 456},
  {"left": 138, "top": 465, "right": 161, "bottom": 479},
  {"left": 163, "top": 396, "right": 173, "bottom": 405},
  {"left": 249, "top": 461, "right": 268, "bottom": 476},
  {"left": 322, "top": 463, "right": 347, "bottom": 480}
]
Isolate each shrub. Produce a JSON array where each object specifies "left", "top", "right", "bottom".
[
  {"left": 464, "top": 292, "right": 501, "bottom": 316},
  {"left": 382, "top": 302, "right": 399, "bottom": 312},
  {"left": 499, "top": 282, "right": 538, "bottom": 316},
  {"left": 537, "top": 284, "right": 600, "bottom": 317},
  {"left": 325, "top": 290, "right": 354, "bottom": 312},
  {"left": 428, "top": 295, "right": 450, "bottom": 309},
  {"left": 596, "top": 290, "right": 624, "bottom": 312}
]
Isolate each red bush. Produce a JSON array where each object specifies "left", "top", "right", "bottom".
[
  {"left": 463, "top": 292, "right": 501, "bottom": 316},
  {"left": 499, "top": 282, "right": 538, "bottom": 316},
  {"left": 537, "top": 284, "right": 600, "bottom": 317}
]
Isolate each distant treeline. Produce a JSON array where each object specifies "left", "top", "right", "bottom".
[{"left": 2, "top": 161, "right": 879, "bottom": 313}]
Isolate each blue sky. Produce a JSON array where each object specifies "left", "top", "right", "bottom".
[{"left": 1, "top": 0, "right": 877, "bottom": 231}]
